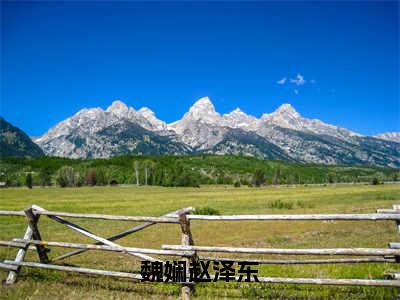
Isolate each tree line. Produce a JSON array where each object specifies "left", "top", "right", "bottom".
[{"left": 1, "top": 154, "right": 398, "bottom": 188}]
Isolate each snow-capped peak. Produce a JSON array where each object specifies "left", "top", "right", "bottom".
[
  {"left": 106, "top": 100, "right": 131, "bottom": 116},
  {"left": 260, "top": 103, "right": 302, "bottom": 130},
  {"left": 184, "top": 96, "right": 221, "bottom": 123},
  {"left": 166, "top": 96, "right": 223, "bottom": 148},
  {"left": 189, "top": 96, "right": 215, "bottom": 112},
  {"left": 273, "top": 103, "right": 300, "bottom": 118}
]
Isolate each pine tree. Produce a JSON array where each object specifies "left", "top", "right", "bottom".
[
  {"left": 39, "top": 167, "right": 52, "bottom": 187},
  {"left": 252, "top": 169, "right": 265, "bottom": 187},
  {"left": 25, "top": 173, "right": 33, "bottom": 189}
]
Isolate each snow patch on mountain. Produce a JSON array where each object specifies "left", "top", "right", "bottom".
[{"left": 374, "top": 132, "right": 400, "bottom": 143}]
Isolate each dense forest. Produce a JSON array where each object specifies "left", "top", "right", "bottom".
[{"left": 0, "top": 155, "right": 398, "bottom": 188}]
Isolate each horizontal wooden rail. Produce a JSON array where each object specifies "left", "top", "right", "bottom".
[
  {"left": 2, "top": 260, "right": 143, "bottom": 281},
  {"left": 163, "top": 245, "right": 400, "bottom": 256},
  {"left": 0, "top": 209, "right": 180, "bottom": 223},
  {"left": 187, "top": 214, "right": 400, "bottom": 221},
  {"left": 33, "top": 210, "right": 180, "bottom": 223},
  {"left": 3, "top": 239, "right": 195, "bottom": 257},
  {"left": 198, "top": 256, "right": 395, "bottom": 264},
  {"left": 3, "top": 211, "right": 400, "bottom": 222},
  {"left": 0, "top": 211, "right": 25, "bottom": 216},
  {"left": 1, "top": 260, "right": 193, "bottom": 284},
  {"left": 0, "top": 262, "right": 18, "bottom": 271},
  {"left": 1, "top": 260, "right": 399, "bottom": 287}
]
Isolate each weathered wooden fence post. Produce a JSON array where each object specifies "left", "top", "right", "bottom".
[
  {"left": 5, "top": 225, "right": 33, "bottom": 284},
  {"left": 179, "top": 211, "right": 197, "bottom": 300},
  {"left": 24, "top": 207, "right": 49, "bottom": 263}
]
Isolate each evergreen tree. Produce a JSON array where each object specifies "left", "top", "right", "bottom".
[
  {"left": 252, "top": 169, "right": 265, "bottom": 187},
  {"left": 25, "top": 173, "right": 33, "bottom": 189},
  {"left": 393, "top": 173, "right": 398, "bottom": 182},
  {"left": 39, "top": 167, "right": 52, "bottom": 187}
]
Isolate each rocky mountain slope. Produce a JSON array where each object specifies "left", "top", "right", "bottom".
[
  {"left": 33, "top": 97, "right": 399, "bottom": 167},
  {"left": 0, "top": 117, "right": 44, "bottom": 158}
]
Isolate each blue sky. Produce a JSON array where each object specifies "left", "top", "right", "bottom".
[{"left": 1, "top": 1, "right": 399, "bottom": 136}]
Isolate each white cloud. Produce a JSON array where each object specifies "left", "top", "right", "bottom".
[
  {"left": 277, "top": 77, "right": 287, "bottom": 85},
  {"left": 290, "top": 74, "right": 306, "bottom": 86},
  {"left": 293, "top": 89, "right": 299, "bottom": 95}
]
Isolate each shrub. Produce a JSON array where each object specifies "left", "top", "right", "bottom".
[
  {"left": 296, "top": 200, "right": 315, "bottom": 209},
  {"left": 56, "top": 166, "right": 75, "bottom": 187},
  {"left": 234, "top": 181, "right": 241, "bottom": 188},
  {"left": 371, "top": 177, "right": 380, "bottom": 185},
  {"left": 193, "top": 207, "right": 220, "bottom": 215},
  {"left": 267, "top": 200, "right": 294, "bottom": 210}
]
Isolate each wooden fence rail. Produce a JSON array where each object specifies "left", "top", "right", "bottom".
[
  {"left": 162, "top": 245, "right": 400, "bottom": 256},
  {"left": 1, "top": 204, "right": 400, "bottom": 299},
  {"left": 187, "top": 214, "right": 400, "bottom": 221}
]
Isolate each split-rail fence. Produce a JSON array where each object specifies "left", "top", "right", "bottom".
[{"left": 1, "top": 204, "right": 400, "bottom": 299}]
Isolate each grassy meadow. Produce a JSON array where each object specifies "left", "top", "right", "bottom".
[{"left": 0, "top": 184, "right": 400, "bottom": 299}]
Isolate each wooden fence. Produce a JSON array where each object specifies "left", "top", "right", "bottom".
[{"left": 1, "top": 204, "right": 400, "bottom": 299}]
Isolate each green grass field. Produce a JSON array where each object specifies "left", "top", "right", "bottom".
[{"left": 1, "top": 184, "right": 400, "bottom": 299}]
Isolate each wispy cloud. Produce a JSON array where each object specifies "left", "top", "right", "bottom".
[
  {"left": 290, "top": 74, "right": 306, "bottom": 86},
  {"left": 277, "top": 73, "right": 315, "bottom": 95},
  {"left": 277, "top": 77, "right": 287, "bottom": 85}
]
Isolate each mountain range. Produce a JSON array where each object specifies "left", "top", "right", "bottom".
[{"left": 28, "top": 97, "right": 399, "bottom": 168}]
